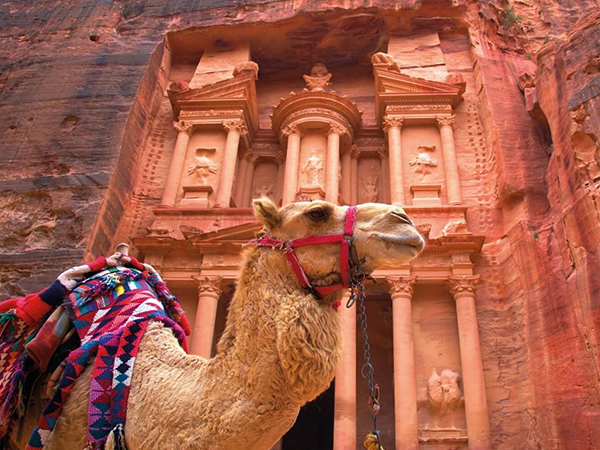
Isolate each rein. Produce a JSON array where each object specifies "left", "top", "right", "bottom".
[{"left": 249, "top": 205, "right": 383, "bottom": 449}]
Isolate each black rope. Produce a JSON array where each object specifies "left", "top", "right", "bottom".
[{"left": 348, "top": 271, "right": 383, "bottom": 450}]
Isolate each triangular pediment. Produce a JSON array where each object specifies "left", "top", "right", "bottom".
[
  {"left": 373, "top": 65, "right": 464, "bottom": 123},
  {"left": 189, "top": 221, "right": 263, "bottom": 244},
  {"left": 168, "top": 72, "right": 259, "bottom": 133}
]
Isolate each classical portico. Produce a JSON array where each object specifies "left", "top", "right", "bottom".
[{"left": 135, "top": 46, "right": 491, "bottom": 450}]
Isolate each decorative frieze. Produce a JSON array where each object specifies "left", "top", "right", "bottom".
[{"left": 386, "top": 104, "right": 452, "bottom": 113}]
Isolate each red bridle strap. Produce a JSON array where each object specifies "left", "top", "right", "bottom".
[{"left": 251, "top": 206, "right": 357, "bottom": 298}]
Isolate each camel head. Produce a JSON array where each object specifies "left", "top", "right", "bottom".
[{"left": 253, "top": 198, "right": 424, "bottom": 294}]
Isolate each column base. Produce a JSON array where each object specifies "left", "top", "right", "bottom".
[{"left": 179, "top": 185, "right": 214, "bottom": 209}]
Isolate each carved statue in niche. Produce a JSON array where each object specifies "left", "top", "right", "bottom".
[
  {"left": 254, "top": 182, "right": 273, "bottom": 199},
  {"left": 187, "top": 153, "right": 217, "bottom": 184},
  {"left": 361, "top": 176, "right": 379, "bottom": 203},
  {"left": 303, "top": 63, "right": 332, "bottom": 92},
  {"left": 428, "top": 368, "right": 464, "bottom": 426},
  {"left": 409, "top": 145, "right": 438, "bottom": 179},
  {"left": 302, "top": 150, "right": 323, "bottom": 187}
]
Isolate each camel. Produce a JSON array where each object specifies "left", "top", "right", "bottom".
[{"left": 14, "top": 198, "right": 424, "bottom": 450}]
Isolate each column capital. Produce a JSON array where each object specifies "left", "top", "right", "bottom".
[
  {"left": 275, "top": 151, "right": 285, "bottom": 165},
  {"left": 244, "top": 151, "right": 259, "bottom": 165},
  {"left": 448, "top": 275, "right": 480, "bottom": 298},
  {"left": 387, "top": 276, "right": 417, "bottom": 298},
  {"left": 383, "top": 116, "right": 404, "bottom": 132},
  {"left": 223, "top": 119, "right": 248, "bottom": 135},
  {"left": 377, "top": 148, "right": 388, "bottom": 160},
  {"left": 436, "top": 115, "right": 456, "bottom": 129},
  {"left": 328, "top": 123, "right": 346, "bottom": 137},
  {"left": 282, "top": 122, "right": 304, "bottom": 138},
  {"left": 350, "top": 144, "right": 361, "bottom": 159},
  {"left": 193, "top": 275, "right": 223, "bottom": 298},
  {"left": 174, "top": 120, "right": 193, "bottom": 134}
]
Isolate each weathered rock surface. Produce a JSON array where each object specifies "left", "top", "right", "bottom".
[{"left": 1, "top": 1, "right": 600, "bottom": 449}]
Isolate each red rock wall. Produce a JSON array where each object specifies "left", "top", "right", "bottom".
[{"left": 1, "top": 1, "right": 600, "bottom": 449}]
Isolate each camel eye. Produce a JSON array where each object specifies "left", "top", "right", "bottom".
[{"left": 307, "top": 209, "right": 327, "bottom": 221}]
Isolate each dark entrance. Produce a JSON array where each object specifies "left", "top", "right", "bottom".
[{"left": 281, "top": 381, "right": 335, "bottom": 450}]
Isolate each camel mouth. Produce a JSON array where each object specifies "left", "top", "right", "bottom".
[{"left": 372, "top": 232, "right": 425, "bottom": 254}]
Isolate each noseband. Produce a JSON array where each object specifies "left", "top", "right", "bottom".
[{"left": 250, "top": 206, "right": 363, "bottom": 298}]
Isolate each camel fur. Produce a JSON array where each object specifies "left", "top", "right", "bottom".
[{"left": 13, "top": 199, "right": 424, "bottom": 450}]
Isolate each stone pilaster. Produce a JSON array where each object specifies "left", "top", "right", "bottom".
[
  {"left": 437, "top": 115, "right": 462, "bottom": 205},
  {"left": 383, "top": 116, "right": 405, "bottom": 205},
  {"left": 160, "top": 120, "right": 193, "bottom": 208},
  {"left": 215, "top": 119, "right": 247, "bottom": 207},
  {"left": 281, "top": 123, "right": 303, "bottom": 205}
]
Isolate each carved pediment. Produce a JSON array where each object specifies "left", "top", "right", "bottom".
[
  {"left": 373, "top": 65, "right": 464, "bottom": 124},
  {"left": 168, "top": 71, "right": 259, "bottom": 135}
]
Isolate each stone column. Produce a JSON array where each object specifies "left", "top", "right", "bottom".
[
  {"left": 350, "top": 145, "right": 360, "bottom": 205},
  {"left": 326, "top": 124, "right": 344, "bottom": 203},
  {"left": 437, "top": 116, "right": 462, "bottom": 205},
  {"left": 448, "top": 275, "right": 491, "bottom": 450},
  {"left": 383, "top": 116, "right": 405, "bottom": 205},
  {"left": 215, "top": 119, "right": 247, "bottom": 207},
  {"left": 190, "top": 276, "right": 223, "bottom": 358},
  {"left": 334, "top": 293, "right": 356, "bottom": 450},
  {"left": 282, "top": 124, "right": 303, "bottom": 205},
  {"left": 378, "top": 148, "right": 390, "bottom": 204},
  {"left": 341, "top": 149, "right": 352, "bottom": 204},
  {"left": 160, "top": 121, "right": 193, "bottom": 208},
  {"left": 275, "top": 151, "right": 286, "bottom": 204},
  {"left": 387, "top": 276, "right": 419, "bottom": 450},
  {"left": 241, "top": 152, "right": 259, "bottom": 207},
  {"left": 233, "top": 153, "right": 249, "bottom": 207}
]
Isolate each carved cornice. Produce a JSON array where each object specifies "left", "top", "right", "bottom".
[
  {"left": 448, "top": 275, "right": 480, "bottom": 298},
  {"left": 193, "top": 275, "right": 223, "bottom": 298},
  {"left": 387, "top": 104, "right": 452, "bottom": 113},
  {"left": 223, "top": 119, "right": 248, "bottom": 135},
  {"left": 174, "top": 120, "right": 193, "bottom": 134},
  {"left": 387, "top": 276, "right": 417, "bottom": 298},
  {"left": 383, "top": 116, "right": 404, "bottom": 132},
  {"left": 436, "top": 115, "right": 456, "bottom": 129}
]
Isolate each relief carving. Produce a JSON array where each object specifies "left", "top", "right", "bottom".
[
  {"left": 371, "top": 52, "right": 401, "bottom": 73},
  {"left": 254, "top": 182, "right": 274, "bottom": 199},
  {"left": 383, "top": 116, "right": 404, "bottom": 131},
  {"left": 428, "top": 368, "right": 464, "bottom": 417},
  {"left": 188, "top": 154, "right": 218, "bottom": 184},
  {"left": 173, "top": 120, "right": 193, "bottom": 134},
  {"left": 232, "top": 61, "right": 259, "bottom": 79},
  {"left": 302, "top": 150, "right": 324, "bottom": 187},
  {"left": 387, "top": 104, "right": 452, "bottom": 113},
  {"left": 193, "top": 276, "right": 223, "bottom": 298},
  {"left": 409, "top": 145, "right": 438, "bottom": 179},
  {"left": 436, "top": 115, "right": 456, "bottom": 129},
  {"left": 442, "top": 219, "right": 469, "bottom": 235},
  {"left": 303, "top": 63, "right": 332, "bottom": 92},
  {"left": 223, "top": 119, "right": 248, "bottom": 135}
]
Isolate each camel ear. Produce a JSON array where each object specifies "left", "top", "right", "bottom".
[{"left": 253, "top": 197, "right": 280, "bottom": 229}]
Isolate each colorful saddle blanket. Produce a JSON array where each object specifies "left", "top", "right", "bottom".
[{"left": 26, "top": 268, "right": 189, "bottom": 450}]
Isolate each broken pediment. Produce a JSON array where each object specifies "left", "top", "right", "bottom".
[
  {"left": 373, "top": 63, "right": 464, "bottom": 124},
  {"left": 168, "top": 71, "right": 259, "bottom": 134}
]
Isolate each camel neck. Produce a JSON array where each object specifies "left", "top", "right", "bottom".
[{"left": 215, "top": 247, "right": 342, "bottom": 405}]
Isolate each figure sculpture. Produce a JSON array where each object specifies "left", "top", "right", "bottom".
[
  {"left": 361, "top": 176, "right": 379, "bottom": 203},
  {"left": 10, "top": 199, "right": 424, "bottom": 450},
  {"left": 302, "top": 150, "right": 323, "bottom": 187},
  {"left": 254, "top": 182, "right": 273, "bottom": 199},
  {"left": 428, "top": 368, "right": 464, "bottom": 416}
]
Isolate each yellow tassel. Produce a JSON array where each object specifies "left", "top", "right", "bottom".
[{"left": 363, "top": 432, "right": 384, "bottom": 450}]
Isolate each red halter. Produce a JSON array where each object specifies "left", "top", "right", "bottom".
[{"left": 250, "top": 206, "right": 358, "bottom": 298}]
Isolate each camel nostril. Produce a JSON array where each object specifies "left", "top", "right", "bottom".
[{"left": 390, "top": 210, "right": 413, "bottom": 226}]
